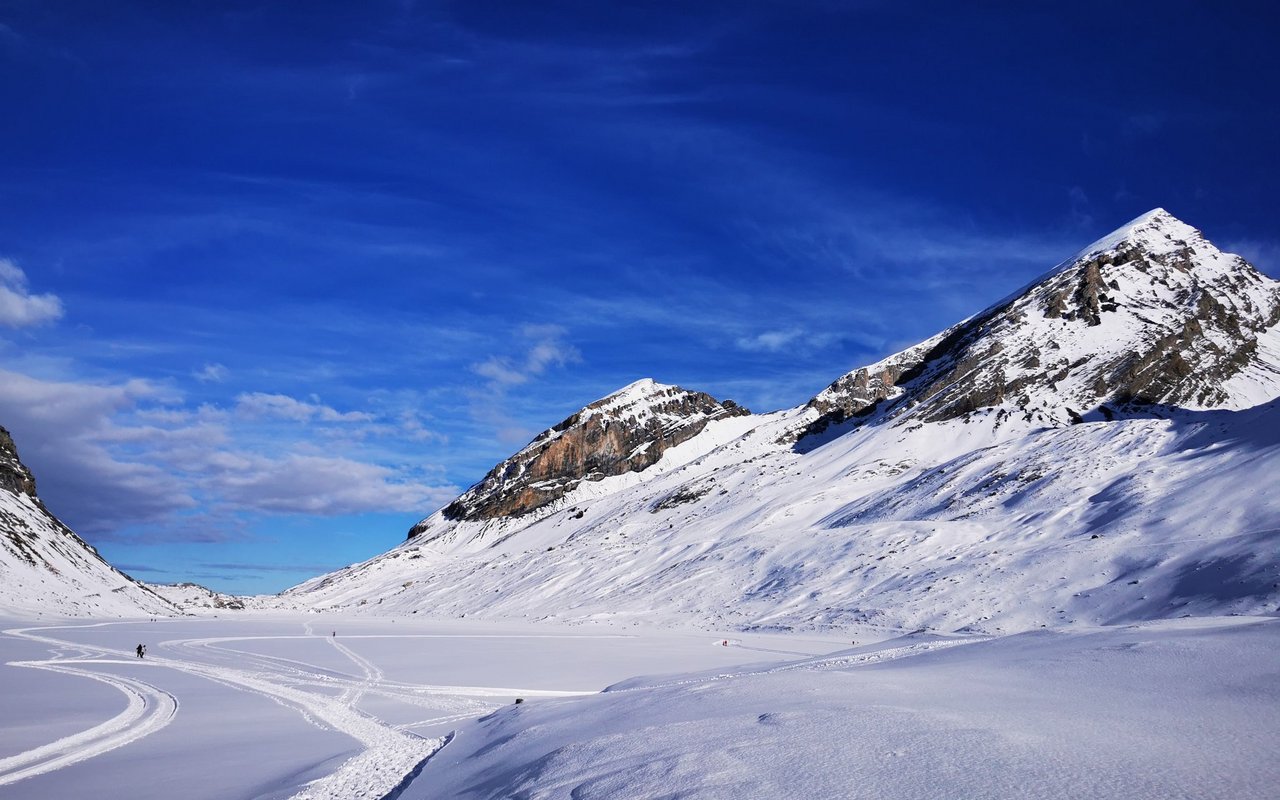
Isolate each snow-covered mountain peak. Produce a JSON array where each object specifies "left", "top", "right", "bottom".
[
  {"left": 603, "top": 376, "right": 662, "bottom": 396},
  {"left": 414, "top": 380, "right": 750, "bottom": 531},
  {"left": 1067, "top": 207, "right": 1198, "bottom": 264},
  {"left": 580, "top": 377, "right": 681, "bottom": 422},
  {"left": 283, "top": 211, "right": 1280, "bottom": 635},
  {"left": 804, "top": 210, "right": 1280, "bottom": 435}
]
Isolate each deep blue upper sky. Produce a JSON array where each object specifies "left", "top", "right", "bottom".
[{"left": 1, "top": 1, "right": 1277, "bottom": 594}]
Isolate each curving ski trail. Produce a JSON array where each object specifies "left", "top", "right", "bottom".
[
  {"left": 329, "top": 636, "right": 383, "bottom": 707},
  {"left": 3, "top": 624, "right": 449, "bottom": 799},
  {"left": 0, "top": 660, "right": 178, "bottom": 787}
]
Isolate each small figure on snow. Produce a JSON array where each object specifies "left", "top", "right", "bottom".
[{"left": 136, "top": 644, "right": 144, "bottom": 659}]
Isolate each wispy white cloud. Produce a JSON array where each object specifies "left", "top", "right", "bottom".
[
  {"left": 1067, "top": 186, "right": 1093, "bottom": 228},
  {"left": 209, "top": 453, "right": 454, "bottom": 515},
  {"left": 735, "top": 328, "right": 804, "bottom": 353},
  {"left": 194, "top": 362, "right": 229, "bottom": 383},
  {"left": 0, "top": 258, "right": 63, "bottom": 328},
  {"left": 0, "top": 368, "right": 197, "bottom": 531},
  {"left": 472, "top": 358, "right": 527, "bottom": 386},
  {"left": 235, "top": 392, "right": 374, "bottom": 423},
  {"left": 469, "top": 324, "right": 582, "bottom": 445},
  {"left": 396, "top": 408, "right": 442, "bottom": 443},
  {"left": 471, "top": 324, "right": 581, "bottom": 388}
]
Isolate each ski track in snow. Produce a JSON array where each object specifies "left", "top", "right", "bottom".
[
  {"left": 0, "top": 660, "right": 178, "bottom": 787},
  {"left": 0, "top": 616, "right": 989, "bottom": 798},
  {"left": 0, "top": 622, "right": 593, "bottom": 798},
  {"left": 330, "top": 636, "right": 382, "bottom": 707}
]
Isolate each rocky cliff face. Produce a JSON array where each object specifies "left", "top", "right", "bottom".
[
  {"left": 0, "top": 426, "right": 37, "bottom": 498},
  {"left": 418, "top": 379, "right": 749, "bottom": 529},
  {"left": 802, "top": 209, "right": 1280, "bottom": 437}
]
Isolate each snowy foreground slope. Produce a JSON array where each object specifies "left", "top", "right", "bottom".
[
  {"left": 282, "top": 210, "right": 1280, "bottom": 634},
  {"left": 0, "top": 427, "right": 174, "bottom": 618},
  {"left": 410, "top": 617, "right": 1280, "bottom": 800}
]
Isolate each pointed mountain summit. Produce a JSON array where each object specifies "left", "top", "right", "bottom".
[
  {"left": 1, "top": 425, "right": 175, "bottom": 617},
  {"left": 421, "top": 379, "right": 749, "bottom": 529},
  {"left": 804, "top": 208, "right": 1280, "bottom": 435},
  {"left": 283, "top": 210, "right": 1280, "bottom": 632}
]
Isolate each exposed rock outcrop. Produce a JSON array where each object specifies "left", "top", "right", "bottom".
[
  {"left": 0, "top": 426, "right": 37, "bottom": 498},
  {"left": 283, "top": 209, "right": 1280, "bottom": 631},
  {"left": 799, "top": 209, "right": 1280, "bottom": 439},
  {"left": 416, "top": 379, "right": 749, "bottom": 529}
]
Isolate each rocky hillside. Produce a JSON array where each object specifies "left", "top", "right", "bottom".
[
  {"left": 423, "top": 379, "right": 748, "bottom": 527},
  {"left": 0, "top": 425, "right": 175, "bottom": 618},
  {"left": 146, "top": 581, "right": 245, "bottom": 611},
  {"left": 281, "top": 210, "right": 1280, "bottom": 633},
  {"left": 801, "top": 209, "right": 1280, "bottom": 437}
]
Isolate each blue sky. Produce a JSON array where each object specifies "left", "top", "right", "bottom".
[{"left": 1, "top": 1, "right": 1277, "bottom": 594}]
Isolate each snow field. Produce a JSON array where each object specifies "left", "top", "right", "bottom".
[
  {"left": 410, "top": 616, "right": 1280, "bottom": 800},
  {"left": 0, "top": 615, "right": 841, "bottom": 799}
]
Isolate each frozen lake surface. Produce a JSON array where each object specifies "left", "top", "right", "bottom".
[
  {"left": 0, "top": 613, "right": 856, "bottom": 799},
  {"left": 2, "top": 613, "right": 1277, "bottom": 799}
]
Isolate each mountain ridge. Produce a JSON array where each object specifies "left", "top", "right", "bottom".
[
  {"left": 425, "top": 378, "right": 749, "bottom": 529},
  {"left": 277, "top": 209, "right": 1280, "bottom": 632},
  {"left": 799, "top": 208, "right": 1280, "bottom": 438}
]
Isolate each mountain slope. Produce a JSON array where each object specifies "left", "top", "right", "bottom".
[
  {"left": 802, "top": 209, "right": 1280, "bottom": 436},
  {"left": 0, "top": 426, "right": 175, "bottom": 618},
  {"left": 428, "top": 379, "right": 749, "bottom": 526},
  {"left": 281, "top": 211, "right": 1280, "bottom": 633}
]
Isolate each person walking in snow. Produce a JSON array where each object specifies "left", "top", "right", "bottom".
[{"left": 136, "top": 644, "right": 144, "bottom": 659}]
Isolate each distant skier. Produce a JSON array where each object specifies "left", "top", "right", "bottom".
[{"left": 136, "top": 644, "right": 144, "bottom": 659}]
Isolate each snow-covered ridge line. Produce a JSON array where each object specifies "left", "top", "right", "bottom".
[{"left": 276, "top": 210, "right": 1280, "bottom": 636}]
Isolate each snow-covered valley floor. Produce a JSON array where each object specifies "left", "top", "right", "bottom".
[
  {"left": 2, "top": 614, "right": 1277, "bottom": 799},
  {"left": 0, "top": 614, "right": 862, "bottom": 799}
]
